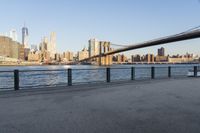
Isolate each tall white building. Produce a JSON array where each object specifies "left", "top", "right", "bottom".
[
  {"left": 88, "top": 38, "right": 99, "bottom": 58},
  {"left": 49, "top": 32, "right": 56, "bottom": 59},
  {"left": 9, "top": 29, "right": 18, "bottom": 41}
]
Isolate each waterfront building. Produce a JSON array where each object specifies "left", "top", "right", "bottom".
[
  {"left": 112, "top": 56, "right": 118, "bottom": 62},
  {"left": 11, "top": 42, "right": 21, "bottom": 59},
  {"left": 60, "top": 54, "right": 64, "bottom": 62},
  {"left": 40, "top": 51, "right": 50, "bottom": 62},
  {"left": 63, "top": 51, "right": 73, "bottom": 62},
  {"left": 168, "top": 54, "right": 194, "bottom": 63},
  {"left": 24, "top": 48, "right": 30, "bottom": 60},
  {"left": 168, "top": 57, "right": 188, "bottom": 63},
  {"left": 49, "top": 32, "right": 56, "bottom": 59},
  {"left": 88, "top": 38, "right": 99, "bottom": 58},
  {"left": 22, "top": 25, "right": 29, "bottom": 48},
  {"left": 116, "top": 54, "right": 126, "bottom": 63},
  {"left": 117, "top": 55, "right": 121, "bottom": 63},
  {"left": 28, "top": 51, "right": 40, "bottom": 62},
  {"left": 55, "top": 53, "right": 61, "bottom": 62},
  {"left": 131, "top": 55, "right": 141, "bottom": 62},
  {"left": 155, "top": 47, "right": 168, "bottom": 62},
  {"left": 145, "top": 54, "right": 154, "bottom": 63},
  {"left": 19, "top": 44, "right": 25, "bottom": 60},
  {"left": 155, "top": 56, "right": 168, "bottom": 62},
  {"left": 158, "top": 47, "right": 165, "bottom": 56},
  {"left": 0, "top": 36, "right": 24, "bottom": 60},
  {"left": 39, "top": 37, "right": 50, "bottom": 62},
  {"left": 9, "top": 29, "right": 18, "bottom": 41},
  {"left": 39, "top": 37, "right": 48, "bottom": 52},
  {"left": 78, "top": 48, "right": 89, "bottom": 61},
  {"left": 39, "top": 33, "right": 56, "bottom": 60},
  {"left": 73, "top": 53, "right": 78, "bottom": 61},
  {"left": 0, "top": 36, "right": 12, "bottom": 57}
]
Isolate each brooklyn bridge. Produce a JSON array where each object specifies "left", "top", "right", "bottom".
[{"left": 79, "top": 29, "right": 200, "bottom": 65}]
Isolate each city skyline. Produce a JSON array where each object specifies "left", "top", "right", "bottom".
[
  {"left": 0, "top": 27, "right": 199, "bottom": 58},
  {"left": 0, "top": 0, "right": 200, "bottom": 56}
]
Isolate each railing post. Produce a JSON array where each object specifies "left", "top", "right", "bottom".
[
  {"left": 68, "top": 68, "right": 72, "bottom": 86},
  {"left": 131, "top": 67, "right": 135, "bottom": 80},
  {"left": 194, "top": 66, "right": 198, "bottom": 77},
  {"left": 168, "top": 66, "right": 171, "bottom": 78},
  {"left": 151, "top": 67, "right": 155, "bottom": 79},
  {"left": 106, "top": 68, "right": 110, "bottom": 82},
  {"left": 14, "top": 70, "right": 19, "bottom": 91}
]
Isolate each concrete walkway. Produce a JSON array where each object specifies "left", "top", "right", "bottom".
[{"left": 0, "top": 78, "right": 200, "bottom": 133}]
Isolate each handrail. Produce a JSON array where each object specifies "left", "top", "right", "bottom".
[
  {"left": 1, "top": 64, "right": 200, "bottom": 73},
  {"left": 0, "top": 65, "right": 199, "bottom": 91}
]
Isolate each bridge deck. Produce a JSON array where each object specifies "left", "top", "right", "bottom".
[{"left": 0, "top": 78, "right": 200, "bottom": 133}]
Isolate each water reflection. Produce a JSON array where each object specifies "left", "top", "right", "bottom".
[{"left": 0, "top": 64, "right": 199, "bottom": 89}]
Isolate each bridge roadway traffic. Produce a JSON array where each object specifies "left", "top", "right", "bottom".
[{"left": 0, "top": 78, "right": 200, "bottom": 133}]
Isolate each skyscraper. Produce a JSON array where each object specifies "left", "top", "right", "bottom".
[
  {"left": 88, "top": 38, "right": 99, "bottom": 58},
  {"left": 39, "top": 37, "right": 50, "bottom": 62},
  {"left": 9, "top": 29, "right": 18, "bottom": 41},
  {"left": 22, "top": 25, "right": 29, "bottom": 48},
  {"left": 49, "top": 32, "right": 56, "bottom": 59},
  {"left": 39, "top": 37, "right": 48, "bottom": 52},
  {"left": 158, "top": 47, "right": 165, "bottom": 56}
]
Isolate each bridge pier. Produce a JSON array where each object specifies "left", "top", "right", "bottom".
[
  {"left": 97, "top": 41, "right": 112, "bottom": 66},
  {"left": 98, "top": 41, "right": 113, "bottom": 66}
]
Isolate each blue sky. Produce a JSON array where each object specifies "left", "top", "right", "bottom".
[{"left": 0, "top": 0, "right": 200, "bottom": 56}]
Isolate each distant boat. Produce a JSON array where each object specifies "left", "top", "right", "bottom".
[{"left": 188, "top": 69, "right": 200, "bottom": 77}]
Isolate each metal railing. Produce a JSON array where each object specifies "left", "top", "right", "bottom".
[{"left": 0, "top": 65, "right": 199, "bottom": 91}]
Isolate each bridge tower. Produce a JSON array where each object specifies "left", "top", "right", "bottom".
[{"left": 98, "top": 41, "right": 112, "bottom": 66}]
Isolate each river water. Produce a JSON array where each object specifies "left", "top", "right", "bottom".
[{"left": 0, "top": 64, "right": 199, "bottom": 90}]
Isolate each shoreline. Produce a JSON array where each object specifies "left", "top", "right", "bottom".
[{"left": 0, "top": 63, "right": 200, "bottom": 67}]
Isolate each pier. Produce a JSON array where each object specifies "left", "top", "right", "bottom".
[
  {"left": 0, "top": 78, "right": 200, "bottom": 133},
  {"left": 0, "top": 65, "right": 200, "bottom": 133}
]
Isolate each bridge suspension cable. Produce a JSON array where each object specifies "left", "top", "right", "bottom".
[
  {"left": 173, "top": 25, "right": 200, "bottom": 36},
  {"left": 111, "top": 44, "right": 129, "bottom": 48},
  {"left": 79, "top": 28, "right": 200, "bottom": 62},
  {"left": 110, "top": 25, "right": 200, "bottom": 49}
]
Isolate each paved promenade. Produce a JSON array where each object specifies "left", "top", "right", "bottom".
[{"left": 0, "top": 78, "right": 200, "bottom": 133}]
